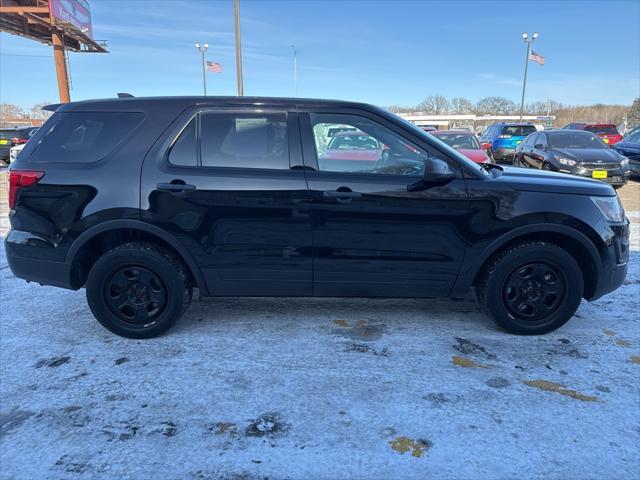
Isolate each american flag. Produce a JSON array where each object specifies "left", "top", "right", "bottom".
[
  {"left": 206, "top": 61, "right": 222, "bottom": 73},
  {"left": 529, "top": 51, "right": 545, "bottom": 65}
]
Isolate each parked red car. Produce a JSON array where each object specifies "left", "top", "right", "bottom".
[
  {"left": 431, "top": 130, "right": 491, "bottom": 163},
  {"left": 562, "top": 123, "right": 623, "bottom": 146}
]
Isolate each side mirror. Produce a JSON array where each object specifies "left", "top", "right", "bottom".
[
  {"left": 408, "top": 158, "right": 455, "bottom": 191},
  {"left": 534, "top": 143, "right": 545, "bottom": 149},
  {"left": 481, "top": 142, "right": 492, "bottom": 151}
]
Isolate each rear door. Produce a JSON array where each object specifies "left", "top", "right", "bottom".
[
  {"left": 141, "top": 107, "right": 313, "bottom": 296},
  {"left": 299, "top": 109, "right": 470, "bottom": 298}
]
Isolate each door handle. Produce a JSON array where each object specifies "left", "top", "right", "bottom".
[
  {"left": 157, "top": 182, "right": 197, "bottom": 192},
  {"left": 322, "top": 189, "right": 361, "bottom": 204}
]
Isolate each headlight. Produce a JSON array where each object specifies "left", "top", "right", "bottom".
[
  {"left": 620, "top": 156, "right": 629, "bottom": 166},
  {"left": 556, "top": 157, "right": 577, "bottom": 166},
  {"left": 591, "top": 196, "right": 625, "bottom": 222}
]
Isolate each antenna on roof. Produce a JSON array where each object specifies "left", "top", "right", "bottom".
[{"left": 117, "top": 93, "right": 134, "bottom": 98}]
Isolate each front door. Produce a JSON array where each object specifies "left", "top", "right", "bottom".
[
  {"left": 299, "top": 111, "right": 470, "bottom": 298},
  {"left": 141, "top": 108, "right": 313, "bottom": 296}
]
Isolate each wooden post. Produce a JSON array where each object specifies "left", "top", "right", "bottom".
[{"left": 51, "top": 29, "right": 70, "bottom": 103}]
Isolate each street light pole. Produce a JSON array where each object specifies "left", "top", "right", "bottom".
[
  {"left": 290, "top": 44, "right": 297, "bottom": 97},
  {"left": 234, "top": 0, "right": 244, "bottom": 96},
  {"left": 519, "top": 32, "right": 538, "bottom": 121},
  {"left": 195, "top": 42, "right": 209, "bottom": 96}
]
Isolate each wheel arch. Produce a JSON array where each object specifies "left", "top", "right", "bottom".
[
  {"left": 462, "top": 223, "right": 603, "bottom": 300},
  {"left": 66, "top": 220, "right": 209, "bottom": 294}
]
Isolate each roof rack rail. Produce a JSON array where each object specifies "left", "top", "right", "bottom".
[{"left": 117, "top": 93, "right": 134, "bottom": 98}]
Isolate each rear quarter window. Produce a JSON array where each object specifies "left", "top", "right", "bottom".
[{"left": 29, "top": 112, "right": 144, "bottom": 163}]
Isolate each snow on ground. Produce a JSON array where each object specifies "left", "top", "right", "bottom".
[{"left": 1, "top": 179, "right": 639, "bottom": 479}]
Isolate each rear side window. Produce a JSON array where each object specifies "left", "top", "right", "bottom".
[
  {"left": 201, "top": 112, "right": 288, "bottom": 169},
  {"left": 501, "top": 125, "right": 536, "bottom": 136},
  {"left": 30, "top": 112, "right": 143, "bottom": 163}
]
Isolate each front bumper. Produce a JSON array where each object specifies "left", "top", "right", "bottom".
[
  {"left": 590, "top": 220, "right": 630, "bottom": 301},
  {"left": 573, "top": 167, "right": 630, "bottom": 186}
]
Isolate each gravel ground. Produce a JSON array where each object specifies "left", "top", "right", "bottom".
[{"left": 1, "top": 170, "right": 639, "bottom": 480}]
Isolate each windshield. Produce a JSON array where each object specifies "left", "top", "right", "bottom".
[
  {"left": 435, "top": 133, "right": 480, "bottom": 150},
  {"left": 548, "top": 132, "right": 607, "bottom": 149},
  {"left": 585, "top": 125, "right": 618, "bottom": 135},
  {"left": 392, "top": 113, "right": 488, "bottom": 176},
  {"left": 501, "top": 125, "right": 537, "bottom": 136},
  {"left": 327, "top": 134, "right": 379, "bottom": 150}
]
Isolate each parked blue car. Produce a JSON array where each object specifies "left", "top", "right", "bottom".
[
  {"left": 479, "top": 123, "right": 538, "bottom": 163},
  {"left": 613, "top": 126, "right": 640, "bottom": 178}
]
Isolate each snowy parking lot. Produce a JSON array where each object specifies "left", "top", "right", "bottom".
[{"left": 1, "top": 172, "right": 639, "bottom": 479}]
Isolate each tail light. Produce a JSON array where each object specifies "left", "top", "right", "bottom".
[
  {"left": 8, "top": 170, "right": 44, "bottom": 209},
  {"left": 497, "top": 134, "right": 512, "bottom": 139}
]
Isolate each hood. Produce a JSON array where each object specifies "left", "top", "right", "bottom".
[
  {"left": 551, "top": 147, "right": 622, "bottom": 162},
  {"left": 323, "top": 149, "right": 381, "bottom": 161},
  {"left": 458, "top": 148, "right": 489, "bottom": 163},
  {"left": 496, "top": 166, "right": 615, "bottom": 196}
]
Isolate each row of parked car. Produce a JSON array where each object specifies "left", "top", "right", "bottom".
[
  {"left": 0, "top": 126, "right": 39, "bottom": 165},
  {"left": 441, "top": 122, "right": 639, "bottom": 188}
]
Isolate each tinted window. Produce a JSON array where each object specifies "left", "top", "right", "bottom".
[
  {"left": 624, "top": 130, "right": 640, "bottom": 143},
  {"left": 168, "top": 117, "right": 197, "bottom": 166},
  {"left": 311, "top": 113, "right": 427, "bottom": 176},
  {"left": 501, "top": 125, "right": 537, "bottom": 136},
  {"left": 548, "top": 132, "right": 607, "bottom": 149},
  {"left": 434, "top": 133, "right": 480, "bottom": 149},
  {"left": 584, "top": 125, "right": 618, "bottom": 135},
  {"left": 30, "top": 112, "right": 143, "bottom": 163},
  {"left": 525, "top": 133, "right": 538, "bottom": 146},
  {"left": 201, "top": 112, "right": 288, "bottom": 169}
]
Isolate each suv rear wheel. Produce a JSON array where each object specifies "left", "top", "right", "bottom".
[
  {"left": 86, "top": 242, "right": 192, "bottom": 338},
  {"left": 477, "top": 241, "right": 583, "bottom": 335}
]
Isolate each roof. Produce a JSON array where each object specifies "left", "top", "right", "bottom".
[
  {"left": 50, "top": 96, "right": 378, "bottom": 113},
  {"left": 431, "top": 129, "right": 475, "bottom": 135}
]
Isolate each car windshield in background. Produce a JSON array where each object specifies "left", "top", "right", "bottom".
[
  {"left": 327, "top": 134, "right": 379, "bottom": 150},
  {"left": 0, "top": 130, "right": 16, "bottom": 139},
  {"left": 584, "top": 125, "right": 618, "bottom": 135},
  {"left": 548, "top": 132, "right": 607, "bottom": 149},
  {"left": 435, "top": 134, "right": 480, "bottom": 150},
  {"left": 501, "top": 125, "right": 537, "bottom": 136}
]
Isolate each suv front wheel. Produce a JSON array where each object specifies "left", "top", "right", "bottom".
[
  {"left": 86, "top": 242, "right": 192, "bottom": 338},
  {"left": 477, "top": 241, "right": 583, "bottom": 335}
]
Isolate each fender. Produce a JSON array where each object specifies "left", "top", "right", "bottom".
[
  {"left": 450, "top": 222, "right": 603, "bottom": 296},
  {"left": 66, "top": 219, "right": 209, "bottom": 294}
]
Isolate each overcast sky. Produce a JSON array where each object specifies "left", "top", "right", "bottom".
[{"left": 1, "top": 0, "right": 638, "bottom": 109}]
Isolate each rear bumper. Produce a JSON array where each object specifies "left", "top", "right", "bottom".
[
  {"left": 493, "top": 147, "right": 516, "bottom": 162},
  {"left": 4, "top": 230, "right": 74, "bottom": 289}
]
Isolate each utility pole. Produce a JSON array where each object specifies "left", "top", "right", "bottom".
[
  {"left": 51, "top": 29, "right": 71, "bottom": 103},
  {"left": 234, "top": 0, "right": 244, "bottom": 96},
  {"left": 291, "top": 44, "right": 298, "bottom": 97},
  {"left": 195, "top": 42, "right": 208, "bottom": 95},
  {"left": 519, "top": 32, "right": 538, "bottom": 121}
]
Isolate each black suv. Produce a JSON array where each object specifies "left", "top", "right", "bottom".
[
  {"left": 0, "top": 126, "right": 38, "bottom": 161},
  {"left": 5, "top": 97, "right": 629, "bottom": 338}
]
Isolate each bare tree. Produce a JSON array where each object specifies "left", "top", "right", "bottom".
[
  {"left": 475, "top": 96, "right": 517, "bottom": 115},
  {"left": 449, "top": 97, "right": 474, "bottom": 114},
  {"left": 30, "top": 102, "right": 54, "bottom": 120},
  {"left": 0, "top": 103, "right": 26, "bottom": 120},
  {"left": 417, "top": 95, "right": 450, "bottom": 115}
]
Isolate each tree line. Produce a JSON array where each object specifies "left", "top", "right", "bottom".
[
  {"left": 387, "top": 95, "right": 638, "bottom": 127},
  {"left": 0, "top": 102, "right": 53, "bottom": 121}
]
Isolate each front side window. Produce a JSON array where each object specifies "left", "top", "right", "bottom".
[
  {"left": 310, "top": 113, "right": 427, "bottom": 176},
  {"left": 201, "top": 112, "right": 288, "bottom": 169}
]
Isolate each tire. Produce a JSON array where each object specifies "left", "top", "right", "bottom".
[
  {"left": 542, "top": 163, "right": 552, "bottom": 171},
  {"left": 86, "top": 242, "right": 192, "bottom": 338},
  {"left": 476, "top": 241, "right": 583, "bottom": 335}
]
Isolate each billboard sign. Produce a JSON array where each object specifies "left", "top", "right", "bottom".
[{"left": 49, "top": 0, "right": 93, "bottom": 38}]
